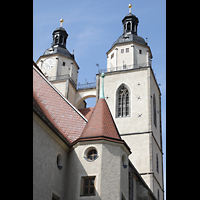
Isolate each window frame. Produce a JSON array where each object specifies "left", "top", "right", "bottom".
[
  {"left": 81, "top": 176, "right": 96, "bottom": 196},
  {"left": 116, "top": 84, "right": 130, "bottom": 118}
]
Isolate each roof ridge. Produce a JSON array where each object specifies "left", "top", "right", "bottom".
[{"left": 33, "top": 64, "right": 88, "bottom": 122}]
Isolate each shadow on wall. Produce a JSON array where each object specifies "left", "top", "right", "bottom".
[{"left": 66, "top": 144, "right": 101, "bottom": 200}]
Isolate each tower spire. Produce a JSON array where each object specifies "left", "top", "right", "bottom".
[
  {"left": 129, "top": 4, "right": 132, "bottom": 13},
  {"left": 100, "top": 73, "right": 105, "bottom": 99},
  {"left": 60, "top": 18, "right": 64, "bottom": 27}
]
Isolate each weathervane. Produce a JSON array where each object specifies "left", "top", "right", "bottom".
[
  {"left": 129, "top": 4, "right": 132, "bottom": 13},
  {"left": 60, "top": 19, "right": 64, "bottom": 27}
]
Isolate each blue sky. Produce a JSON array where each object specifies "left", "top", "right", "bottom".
[{"left": 33, "top": 0, "right": 166, "bottom": 198}]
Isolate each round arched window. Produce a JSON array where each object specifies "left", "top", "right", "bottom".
[{"left": 57, "top": 154, "right": 63, "bottom": 170}]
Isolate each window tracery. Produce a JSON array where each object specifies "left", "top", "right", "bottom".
[{"left": 117, "top": 84, "right": 130, "bottom": 117}]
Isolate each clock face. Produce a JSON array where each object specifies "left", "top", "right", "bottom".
[{"left": 42, "top": 58, "right": 55, "bottom": 70}]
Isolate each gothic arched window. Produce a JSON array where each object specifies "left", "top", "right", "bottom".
[{"left": 117, "top": 84, "right": 130, "bottom": 117}]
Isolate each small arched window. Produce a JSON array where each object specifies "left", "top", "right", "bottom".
[
  {"left": 122, "top": 154, "right": 127, "bottom": 168},
  {"left": 117, "top": 84, "right": 130, "bottom": 117},
  {"left": 55, "top": 35, "right": 59, "bottom": 44},
  {"left": 57, "top": 154, "right": 63, "bottom": 170},
  {"left": 127, "top": 22, "right": 131, "bottom": 31}
]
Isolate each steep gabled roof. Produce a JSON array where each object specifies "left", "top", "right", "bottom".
[
  {"left": 80, "top": 98, "right": 121, "bottom": 140},
  {"left": 74, "top": 98, "right": 131, "bottom": 153},
  {"left": 33, "top": 64, "right": 87, "bottom": 144}
]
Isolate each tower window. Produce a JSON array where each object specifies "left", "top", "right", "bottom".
[
  {"left": 126, "top": 48, "right": 129, "bottom": 53},
  {"left": 55, "top": 35, "right": 59, "bottom": 44},
  {"left": 117, "top": 84, "right": 130, "bottom": 117},
  {"left": 59, "top": 35, "right": 63, "bottom": 44},
  {"left": 127, "top": 22, "right": 131, "bottom": 31},
  {"left": 156, "top": 153, "right": 159, "bottom": 173},
  {"left": 111, "top": 53, "right": 114, "bottom": 59},
  {"left": 62, "top": 62, "right": 65, "bottom": 66},
  {"left": 139, "top": 49, "right": 142, "bottom": 54},
  {"left": 153, "top": 94, "right": 157, "bottom": 127},
  {"left": 132, "top": 23, "right": 135, "bottom": 31},
  {"left": 157, "top": 189, "right": 160, "bottom": 200},
  {"left": 121, "top": 49, "right": 124, "bottom": 53}
]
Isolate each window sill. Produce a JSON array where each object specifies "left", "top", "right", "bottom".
[
  {"left": 116, "top": 115, "right": 130, "bottom": 118},
  {"left": 80, "top": 194, "right": 95, "bottom": 197}
]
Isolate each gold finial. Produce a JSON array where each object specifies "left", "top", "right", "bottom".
[
  {"left": 60, "top": 19, "right": 64, "bottom": 27},
  {"left": 129, "top": 4, "right": 132, "bottom": 13}
]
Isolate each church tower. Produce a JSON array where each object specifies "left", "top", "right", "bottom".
[
  {"left": 98, "top": 4, "right": 164, "bottom": 200},
  {"left": 36, "top": 19, "right": 79, "bottom": 106}
]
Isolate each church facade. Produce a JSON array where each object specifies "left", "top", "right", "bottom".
[{"left": 34, "top": 5, "right": 164, "bottom": 200}]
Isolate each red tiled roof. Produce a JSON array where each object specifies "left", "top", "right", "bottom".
[
  {"left": 78, "top": 107, "right": 94, "bottom": 120},
  {"left": 77, "top": 98, "right": 123, "bottom": 142},
  {"left": 33, "top": 65, "right": 87, "bottom": 144}
]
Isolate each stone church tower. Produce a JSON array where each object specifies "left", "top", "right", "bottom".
[
  {"left": 97, "top": 5, "right": 164, "bottom": 200},
  {"left": 36, "top": 19, "right": 79, "bottom": 106}
]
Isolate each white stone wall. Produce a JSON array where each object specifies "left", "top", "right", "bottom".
[
  {"left": 98, "top": 66, "right": 164, "bottom": 197},
  {"left": 33, "top": 113, "right": 69, "bottom": 200},
  {"left": 100, "top": 68, "right": 150, "bottom": 134}
]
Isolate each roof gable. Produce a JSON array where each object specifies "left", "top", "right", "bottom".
[{"left": 33, "top": 64, "right": 87, "bottom": 143}]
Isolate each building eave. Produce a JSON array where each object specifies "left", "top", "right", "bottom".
[{"left": 72, "top": 137, "right": 131, "bottom": 155}]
